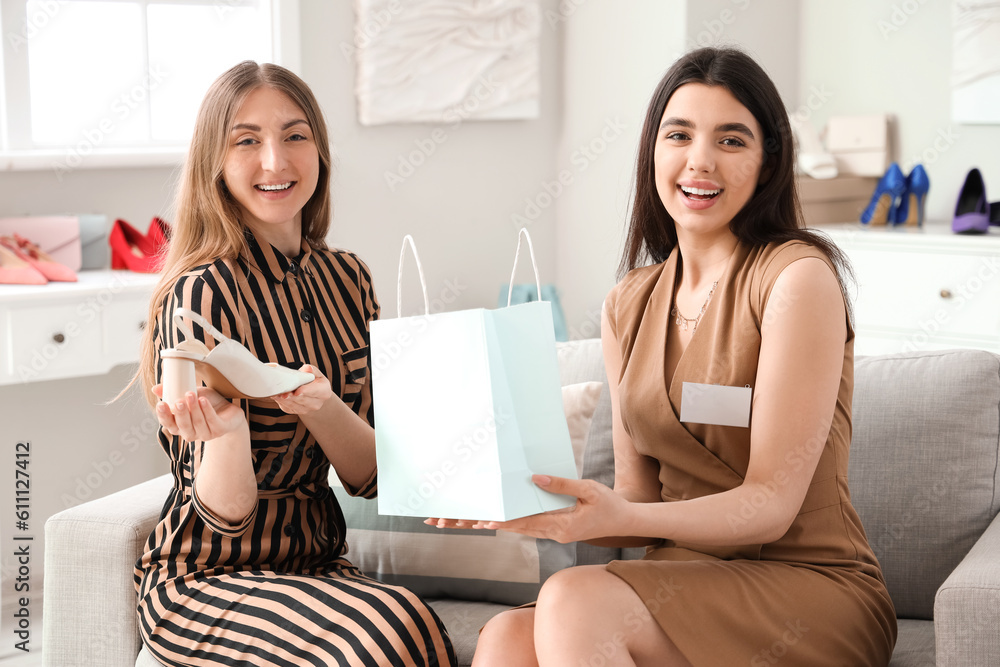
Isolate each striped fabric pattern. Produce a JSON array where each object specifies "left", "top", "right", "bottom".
[{"left": 134, "top": 230, "right": 456, "bottom": 666}]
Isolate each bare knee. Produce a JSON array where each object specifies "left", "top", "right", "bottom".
[
  {"left": 536, "top": 565, "right": 612, "bottom": 615},
  {"left": 472, "top": 608, "right": 536, "bottom": 667},
  {"left": 534, "top": 566, "right": 693, "bottom": 667}
]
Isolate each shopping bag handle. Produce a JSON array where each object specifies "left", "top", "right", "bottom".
[
  {"left": 396, "top": 234, "right": 431, "bottom": 317},
  {"left": 506, "top": 227, "right": 544, "bottom": 307}
]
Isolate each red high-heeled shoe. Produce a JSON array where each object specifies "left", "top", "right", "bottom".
[
  {"left": 0, "top": 239, "right": 47, "bottom": 285},
  {"left": 110, "top": 218, "right": 170, "bottom": 272},
  {"left": 148, "top": 216, "right": 170, "bottom": 247},
  {"left": 7, "top": 233, "right": 77, "bottom": 282}
]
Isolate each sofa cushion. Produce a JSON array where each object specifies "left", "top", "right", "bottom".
[
  {"left": 887, "top": 619, "right": 934, "bottom": 667},
  {"left": 849, "top": 349, "right": 1000, "bottom": 619},
  {"left": 337, "top": 339, "right": 617, "bottom": 605},
  {"left": 427, "top": 599, "right": 512, "bottom": 667},
  {"left": 555, "top": 339, "right": 620, "bottom": 569}
]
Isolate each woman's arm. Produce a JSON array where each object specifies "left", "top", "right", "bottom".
[
  {"left": 584, "top": 304, "right": 663, "bottom": 548},
  {"left": 157, "top": 387, "right": 257, "bottom": 524},
  {"left": 273, "top": 374, "right": 377, "bottom": 491},
  {"left": 153, "top": 282, "right": 257, "bottom": 527},
  {"left": 271, "top": 256, "right": 380, "bottom": 491},
  {"left": 484, "top": 257, "right": 846, "bottom": 546}
]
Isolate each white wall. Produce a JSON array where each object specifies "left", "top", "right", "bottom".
[
  {"left": 685, "top": 0, "right": 801, "bottom": 105},
  {"left": 553, "top": 0, "right": 687, "bottom": 336}
]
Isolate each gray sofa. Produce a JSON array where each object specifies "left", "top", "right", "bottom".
[{"left": 43, "top": 342, "right": 1000, "bottom": 666}]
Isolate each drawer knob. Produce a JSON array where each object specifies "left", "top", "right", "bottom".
[
  {"left": 940, "top": 289, "right": 953, "bottom": 300},
  {"left": 52, "top": 333, "right": 65, "bottom": 344}
]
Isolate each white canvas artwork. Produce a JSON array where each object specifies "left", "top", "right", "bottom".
[
  {"left": 952, "top": 0, "right": 1000, "bottom": 124},
  {"left": 353, "top": 0, "right": 541, "bottom": 125}
]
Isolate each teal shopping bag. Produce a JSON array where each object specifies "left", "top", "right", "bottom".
[
  {"left": 499, "top": 283, "right": 569, "bottom": 342},
  {"left": 371, "top": 231, "right": 578, "bottom": 521}
]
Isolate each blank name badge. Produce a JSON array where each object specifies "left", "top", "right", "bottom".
[{"left": 679, "top": 382, "right": 752, "bottom": 428}]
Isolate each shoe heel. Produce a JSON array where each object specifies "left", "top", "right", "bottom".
[
  {"left": 861, "top": 163, "right": 906, "bottom": 226},
  {"left": 896, "top": 192, "right": 922, "bottom": 226},
  {"left": 865, "top": 192, "right": 896, "bottom": 226},
  {"left": 161, "top": 354, "right": 198, "bottom": 407},
  {"left": 895, "top": 164, "right": 930, "bottom": 227}
]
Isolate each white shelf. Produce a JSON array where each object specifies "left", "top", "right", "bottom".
[
  {"left": 817, "top": 222, "right": 1000, "bottom": 356},
  {"left": 0, "top": 270, "right": 159, "bottom": 385}
]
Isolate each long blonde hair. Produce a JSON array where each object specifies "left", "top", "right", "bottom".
[{"left": 128, "top": 61, "right": 333, "bottom": 406}]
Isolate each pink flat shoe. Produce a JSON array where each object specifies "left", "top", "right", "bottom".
[
  {"left": 0, "top": 238, "right": 48, "bottom": 285},
  {"left": 160, "top": 307, "right": 315, "bottom": 405},
  {"left": 5, "top": 234, "right": 78, "bottom": 282}
]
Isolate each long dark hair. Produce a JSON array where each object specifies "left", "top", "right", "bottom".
[{"left": 619, "top": 47, "right": 853, "bottom": 302}]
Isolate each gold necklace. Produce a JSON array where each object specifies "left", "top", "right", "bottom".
[{"left": 671, "top": 280, "right": 718, "bottom": 332}]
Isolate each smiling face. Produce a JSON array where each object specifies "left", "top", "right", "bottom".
[
  {"left": 222, "top": 86, "right": 320, "bottom": 247},
  {"left": 654, "top": 83, "right": 766, "bottom": 245}
]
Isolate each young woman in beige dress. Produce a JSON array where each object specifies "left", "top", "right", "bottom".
[{"left": 433, "top": 47, "right": 896, "bottom": 667}]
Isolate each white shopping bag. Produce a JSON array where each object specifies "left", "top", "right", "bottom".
[{"left": 371, "top": 230, "right": 578, "bottom": 521}]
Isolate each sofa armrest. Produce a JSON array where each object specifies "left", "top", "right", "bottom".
[
  {"left": 934, "top": 509, "right": 1000, "bottom": 667},
  {"left": 43, "top": 474, "right": 172, "bottom": 667}
]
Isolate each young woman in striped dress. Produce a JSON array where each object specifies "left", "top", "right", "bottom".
[{"left": 130, "top": 61, "right": 456, "bottom": 667}]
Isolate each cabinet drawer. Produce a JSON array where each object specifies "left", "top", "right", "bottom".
[
  {"left": 849, "top": 247, "right": 1000, "bottom": 339},
  {"left": 103, "top": 292, "right": 152, "bottom": 366},
  {"left": 2, "top": 302, "right": 105, "bottom": 383}
]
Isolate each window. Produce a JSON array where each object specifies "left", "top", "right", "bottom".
[{"left": 0, "top": 0, "right": 300, "bottom": 170}]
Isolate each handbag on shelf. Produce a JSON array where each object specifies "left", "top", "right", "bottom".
[
  {"left": 0, "top": 216, "right": 82, "bottom": 271},
  {"left": 78, "top": 214, "right": 111, "bottom": 270},
  {"left": 825, "top": 114, "right": 893, "bottom": 178},
  {"left": 371, "top": 229, "right": 579, "bottom": 521}
]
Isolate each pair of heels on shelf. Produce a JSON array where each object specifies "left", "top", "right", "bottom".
[
  {"left": 110, "top": 217, "right": 170, "bottom": 272},
  {"left": 0, "top": 234, "right": 78, "bottom": 285},
  {"left": 860, "top": 162, "right": 930, "bottom": 227},
  {"left": 160, "top": 307, "right": 314, "bottom": 406},
  {"left": 951, "top": 168, "right": 1000, "bottom": 235}
]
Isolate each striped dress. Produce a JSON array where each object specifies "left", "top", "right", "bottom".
[{"left": 134, "top": 230, "right": 456, "bottom": 667}]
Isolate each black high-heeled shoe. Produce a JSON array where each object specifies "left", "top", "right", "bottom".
[{"left": 953, "top": 168, "right": 989, "bottom": 234}]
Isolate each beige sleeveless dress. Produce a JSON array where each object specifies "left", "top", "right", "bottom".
[{"left": 603, "top": 240, "right": 897, "bottom": 666}]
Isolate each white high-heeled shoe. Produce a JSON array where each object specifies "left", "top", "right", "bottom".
[{"left": 160, "top": 307, "right": 314, "bottom": 405}]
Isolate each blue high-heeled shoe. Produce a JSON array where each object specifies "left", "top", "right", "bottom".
[
  {"left": 894, "top": 164, "right": 930, "bottom": 226},
  {"left": 861, "top": 162, "right": 906, "bottom": 225}
]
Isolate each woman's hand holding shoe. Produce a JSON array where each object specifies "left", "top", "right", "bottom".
[
  {"left": 272, "top": 364, "right": 333, "bottom": 415},
  {"left": 153, "top": 384, "right": 247, "bottom": 442}
]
